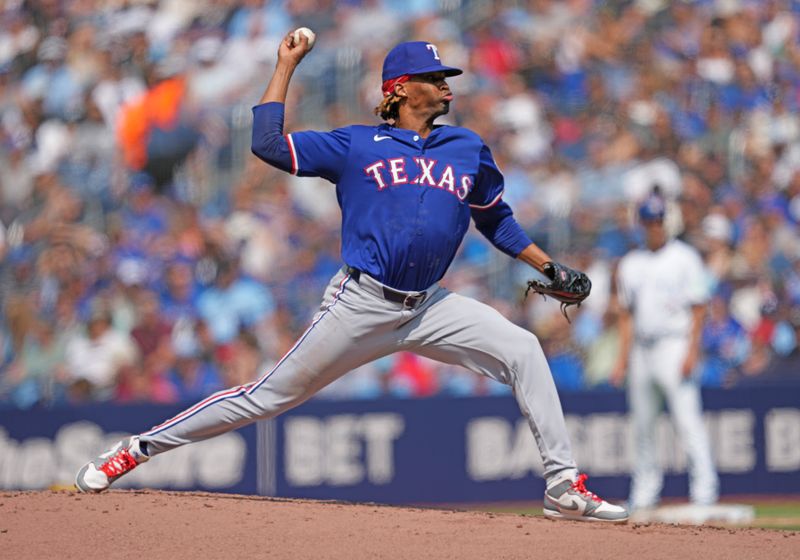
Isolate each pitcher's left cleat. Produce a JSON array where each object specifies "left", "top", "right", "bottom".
[
  {"left": 543, "top": 473, "right": 629, "bottom": 523},
  {"left": 75, "top": 436, "right": 149, "bottom": 493}
]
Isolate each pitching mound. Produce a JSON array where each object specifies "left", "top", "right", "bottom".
[{"left": 2, "top": 491, "right": 797, "bottom": 559}]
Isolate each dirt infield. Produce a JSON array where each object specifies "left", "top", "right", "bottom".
[{"left": 2, "top": 491, "right": 797, "bottom": 560}]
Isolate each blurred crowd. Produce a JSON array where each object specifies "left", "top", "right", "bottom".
[{"left": 2, "top": 0, "right": 800, "bottom": 410}]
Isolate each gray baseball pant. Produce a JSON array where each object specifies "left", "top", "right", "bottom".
[{"left": 140, "top": 268, "right": 577, "bottom": 482}]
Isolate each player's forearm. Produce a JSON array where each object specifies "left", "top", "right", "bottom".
[
  {"left": 614, "top": 312, "right": 633, "bottom": 371},
  {"left": 687, "top": 304, "right": 706, "bottom": 356},
  {"left": 516, "top": 243, "right": 551, "bottom": 273},
  {"left": 259, "top": 61, "right": 298, "bottom": 105}
]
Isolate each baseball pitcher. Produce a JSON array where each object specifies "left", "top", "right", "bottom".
[{"left": 76, "top": 31, "right": 628, "bottom": 523}]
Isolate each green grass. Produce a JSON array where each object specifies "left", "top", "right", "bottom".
[{"left": 752, "top": 502, "right": 800, "bottom": 531}]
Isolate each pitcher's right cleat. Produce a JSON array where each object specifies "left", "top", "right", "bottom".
[
  {"left": 543, "top": 473, "right": 629, "bottom": 523},
  {"left": 75, "top": 436, "right": 149, "bottom": 493}
]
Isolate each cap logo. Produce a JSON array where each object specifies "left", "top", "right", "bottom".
[{"left": 380, "top": 41, "right": 462, "bottom": 83}]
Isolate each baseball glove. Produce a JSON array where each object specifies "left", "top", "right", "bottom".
[{"left": 524, "top": 261, "right": 592, "bottom": 323}]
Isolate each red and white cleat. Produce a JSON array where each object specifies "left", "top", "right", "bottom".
[
  {"left": 75, "top": 436, "right": 149, "bottom": 493},
  {"left": 543, "top": 473, "right": 629, "bottom": 523}
]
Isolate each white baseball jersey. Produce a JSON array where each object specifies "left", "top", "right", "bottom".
[{"left": 617, "top": 239, "right": 710, "bottom": 340}]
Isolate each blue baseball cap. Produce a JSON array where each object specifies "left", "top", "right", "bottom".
[
  {"left": 638, "top": 194, "right": 666, "bottom": 221},
  {"left": 382, "top": 41, "right": 463, "bottom": 82}
]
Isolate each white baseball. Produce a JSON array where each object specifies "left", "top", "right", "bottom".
[{"left": 291, "top": 27, "right": 316, "bottom": 50}]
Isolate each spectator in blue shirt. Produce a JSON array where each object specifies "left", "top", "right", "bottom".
[
  {"left": 196, "top": 256, "right": 274, "bottom": 345},
  {"left": 702, "top": 292, "right": 749, "bottom": 387}
]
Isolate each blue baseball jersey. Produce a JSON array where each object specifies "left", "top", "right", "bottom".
[{"left": 252, "top": 103, "right": 531, "bottom": 291}]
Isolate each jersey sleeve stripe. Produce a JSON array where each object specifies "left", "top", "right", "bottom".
[
  {"left": 469, "top": 190, "right": 504, "bottom": 210},
  {"left": 285, "top": 133, "right": 298, "bottom": 175}
]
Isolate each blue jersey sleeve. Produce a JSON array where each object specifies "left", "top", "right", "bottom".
[
  {"left": 469, "top": 143, "right": 531, "bottom": 258},
  {"left": 471, "top": 201, "right": 532, "bottom": 258},
  {"left": 251, "top": 102, "right": 293, "bottom": 173},
  {"left": 287, "top": 127, "right": 351, "bottom": 183}
]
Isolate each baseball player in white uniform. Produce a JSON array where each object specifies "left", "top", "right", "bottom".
[{"left": 611, "top": 194, "right": 719, "bottom": 511}]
